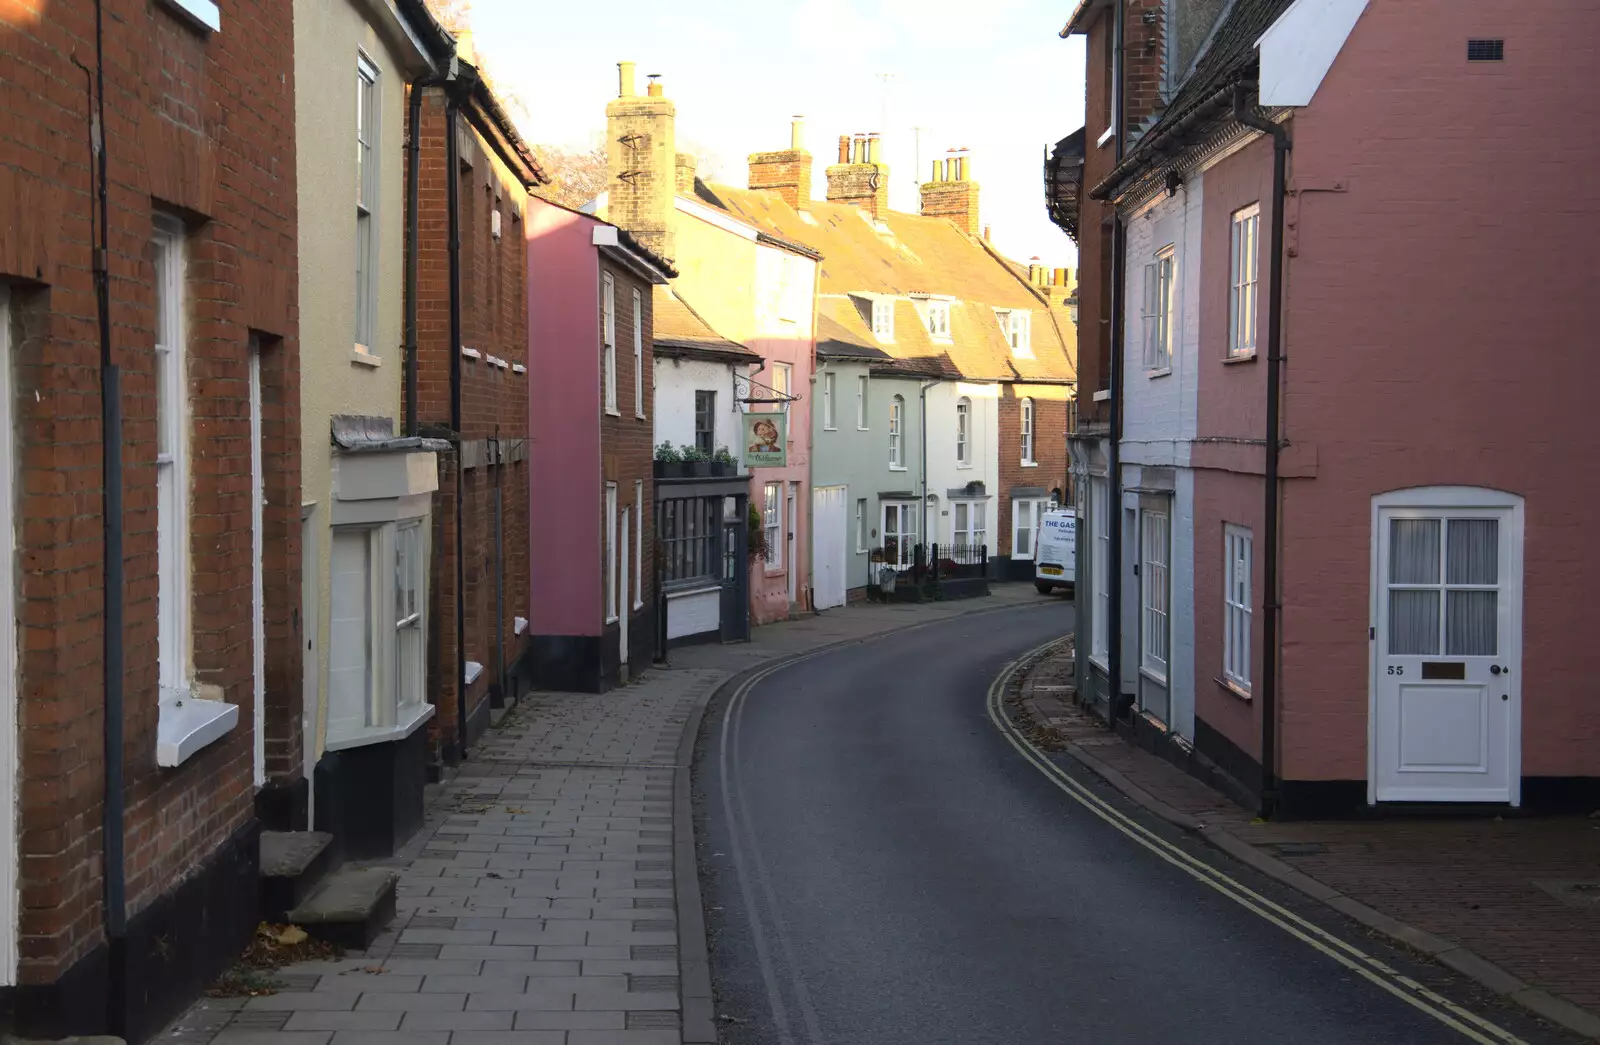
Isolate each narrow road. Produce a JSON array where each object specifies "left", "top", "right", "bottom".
[{"left": 695, "top": 601, "right": 1569, "bottom": 1045}]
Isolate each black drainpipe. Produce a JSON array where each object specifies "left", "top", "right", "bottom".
[
  {"left": 446, "top": 86, "right": 468, "bottom": 758},
  {"left": 1105, "top": 0, "right": 1127, "bottom": 726},
  {"left": 1233, "top": 83, "right": 1290, "bottom": 817},
  {"left": 405, "top": 79, "right": 438, "bottom": 437},
  {"left": 75, "top": 0, "right": 126, "bottom": 1030}
]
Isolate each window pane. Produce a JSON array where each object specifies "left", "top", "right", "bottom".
[
  {"left": 1388, "top": 590, "right": 1441, "bottom": 655},
  {"left": 1389, "top": 519, "right": 1441, "bottom": 584},
  {"left": 1446, "top": 590, "right": 1497, "bottom": 656},
  {"left": 1446, "top": 519, "right": 1498, "bottom": 585}
]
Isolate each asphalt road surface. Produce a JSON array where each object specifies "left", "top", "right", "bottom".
[{"left": 694, "top": 599, "right": 1572, "bottom": 1045}]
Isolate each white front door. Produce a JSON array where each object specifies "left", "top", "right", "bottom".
[
  {"left": 1372, "top": 498, "right": 1522, "bottom": 804},
  {"left": 787, "top": 483, "right": 799, "bottom": 604},
  {"left": 619, "top": 507, "right": 631, "bottom": 668},
  {"left": 301, "top": 508, "right": 319, "bottom": 826},
  {"left": 812, "top": 486, "right": 847, "bottom": 610}
]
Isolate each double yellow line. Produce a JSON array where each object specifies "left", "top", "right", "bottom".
[{"left": 986, "top": 639, "right": 1530, "bottom": 1045}]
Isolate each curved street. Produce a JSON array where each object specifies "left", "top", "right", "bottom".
[{"left": 695, "top": 601, "right": 1568, "bottom": 1045}]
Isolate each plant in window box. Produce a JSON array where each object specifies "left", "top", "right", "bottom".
[
  {"left": 680, "top": 443, "right": 712, "bottom": 477},
  {"left": 747, "top": 503, "right": 769, "bottom": 563},
  {"left": 654, "top": 441, "right": 686, "bottom": 479},
  {"left": 711, "top": 445, "right": 736, "bottom": 477}
]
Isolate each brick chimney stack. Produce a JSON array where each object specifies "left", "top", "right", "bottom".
[
  {"left": 675, "top": 152, "right": 698, "bottom": 195},
  {"left": 919, "top": 148, "right": 980, "bottom": 236},
  {"left": 747, "top": 116, "right": 814, "bottom": 211},
  {"left": 824, "top": 131, "right": 889, "bottom": 222},
  {"left": 605, "top": 60, "right": 676, "bottom": 260}
]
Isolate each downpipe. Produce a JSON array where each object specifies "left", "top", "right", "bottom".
[
  {"left": 1105, "top": 0, "right": 1128, "bottom": 728},
  {"left": 1232, "top": 83, "right": 1291, "bottom": 818},
  {"left": 446, "top": 87, "right": 468, "bottom": 758}
]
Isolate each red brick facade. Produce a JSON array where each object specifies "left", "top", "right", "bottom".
[
  {"left": 411, "top": 83, "right": 535, "bottom": 757},
  {"left": 1, "top": 0, "right": 299, "bottom": 1028},
  {"left": 998, "top": 388, "right": 1071, "bottom": 556},
  {"left": 598, "top": 257, "right": 655, "bottom": 676}
]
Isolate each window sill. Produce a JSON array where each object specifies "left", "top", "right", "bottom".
[
  {"left": 1096, "top": 125, "right": 1116, "bottom": 149},
  {"left": 889, "top": 465, "right": 907, "bottom": 472},
  {"left": 1146, "top": 367, "right": 1173, "bottom": 379},
  {"left": 158, "top": 0, "right": 220, "bottom": 32},
  {"left": 325, "top": 702, "right": 435, "bottom": 753},
  {"left": 636, "top": 412, "right": 647, "bottom": 421},
  {"left": 1088, "top": 653, "right": 1109, "bottom": 674},
  {"left": 957, "top": 462, "right": 973, "bottom": 470},
  {"left": 1222, "top": 352, "right": 1258, "bottom": 365},
  {"left": 1140, "top": 666, "right": 1170, "bottom": 687},
  {"left": 604, "top": 408, "right": 621, "bottom": 417},
  {"left": 823, "top": 425, "right": 837, "bottom": 432},
  {"left": 156, "top": 697, "right": 239, "bottom": 767},
  {"left": 460, "top": 346, "right": 481, "bottom": 360},
  {"left": 1215, "top": 676, "right": 1252, "bottom": 701},
  {"left": 351, "top": 349, "right": 382, "bottom": 368},
  {"left": 465, "top": 660, "right": 484, "bottom": 685},
  {"left": 1020, "top": 460, "right": 1038, "bottom": 468},
  {"left": 857, "top": 426, "right": 871, "bottom": 432},
  {"left": 514, "top": 616, "right": 528, "bottom": 635}
]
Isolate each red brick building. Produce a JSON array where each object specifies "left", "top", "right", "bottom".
[
  {"left": 0, "top": 0, "right": 299, "bottom": 1036},
  {"left": 526, "top": 204, "right": 672, "bottom": 690},
  {"left": 411, "top": 65, "right": 543, "bottom": 758}
]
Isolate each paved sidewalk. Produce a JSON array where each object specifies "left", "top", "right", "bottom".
[
  {"left": 1017, "top": 643, "right": 1600, "bottom": 1038},
  {"left": 158, "top": 584, "right": 1054, "bottom": 1045}
]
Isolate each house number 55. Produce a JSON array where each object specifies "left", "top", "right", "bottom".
[{"left": 1387, "top": 665, "right": 1404, "bottom": 675}]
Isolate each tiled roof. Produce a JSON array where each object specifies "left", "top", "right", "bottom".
[
  {"left": 694, "top": 183, "right": 1076, "bottom": 385},
  {"left": 653, "top": 286, "right": 759, "bottom": 361}
]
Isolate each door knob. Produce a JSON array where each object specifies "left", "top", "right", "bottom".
[{"left": 1490, "top": 664, "right": 1507, "bottom": 675}]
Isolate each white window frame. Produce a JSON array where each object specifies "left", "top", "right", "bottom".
[
  {"left": 605, "top": 482, "right": 619, "bottom": 621},
  {"left": 633, "top": 287, "right": 645, "bottom": 416},
  {"left": 888, "top": 394, "right": 905, "bottom": 469},
  {"left": 634, "top": 480, "right": 645, "bottom": 609},
  {"left": 856, "top": 373, "right": 870, "bottom": 429},
  {"left": 1091, "top": 478, "right": 1110, "bottom": 666},
  {"left": 855, "top": 497, "right": 867, "bottom": 553},
  {"left": 822, "top": 370, "right": 836, "bottom": 430},
  {"left": 355, "top": 54, "right": 379, "bottom": 355},
  {"left": 394, "top": 519, "right": 426, "bottom": 715},
  {"left": 1143, "top": 247, "right": 1175, "bottom": 372},
  {"left": 602, "top": 272, "right": 618, "bottom": 415},
  {"left": 954, "top": 500, "right": 987, "bottom": 549},
  {"left": 955, "top": 397, "right": 971, "bottom": 466},
  {"left": 1229, "top": 204, "right": 1260, "bottom": 359},
  {"left": 1141, "top": 508, "right": 1171, "bottom": 682},
  {"left": 1012, "top": 497, "right": 1046, "bottom": 560},
  {"left": 693, "top": 389, "right": 716, "bottom": 455},
  {"left": 154, "top": 218, "right": 192, "bottom": 703},
  {"left": 882, "top": 501, "right": 918, "bottom": 569},
  {"left": 763, "top": 482, "right": 782, "bottom": 568},
  {"left": 772, "top": 361, "right": 793, "bottom": 413},
  {"left": 1020, "top": 397, "right": 1036, "bottom": 465},
  {"left": 1224, "top": 524, "right": 1253, "bottom": 694},
  {"left": 1010, "top": 310, "right": 1032, "bottom": 357},
  {"left": 871, "top": 298, "right": 895, "bottom": 342},
  {"left": 925, "top": 300, "right": 951, "bottom": 339}
]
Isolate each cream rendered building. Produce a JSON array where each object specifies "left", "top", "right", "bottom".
[{"left": 293, "top": 0, "right": 453, "bottom": 853}]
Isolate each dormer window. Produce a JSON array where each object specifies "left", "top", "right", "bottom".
[
  {"left": 925, "top": 301, "right": 951, "bottom": 340},
  {"left": 996, "top": 309, "right": 1032, "bottom": 358},
  {"left": 871, "top": 298, "right": 895, "bottom": 342}
]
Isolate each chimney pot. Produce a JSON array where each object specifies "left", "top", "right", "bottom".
[
  {"left": 838, "top": 135, "right": 851, "bottom": 163},
  {"left": 646, "top": 74, "right": 663, "bottom": 97},
  {"left": 983, "top": 224, "right": 992, "bottom": 241},
  {"left": 1053, "top": 267, "right": 1068, "bottom": 287},
  {"left": 791, "top": 116, "right": 805, "bottom": 151},
  {"left": 867, "top": 132, "right": 882, "bottom": 165},
  {"left": 618, "top": 61, "right": 635, "bottom": 97}
]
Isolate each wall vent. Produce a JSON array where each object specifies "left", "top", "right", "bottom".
[{"left": 1467, "top": 38, "right": 1505, "bottom": 62}]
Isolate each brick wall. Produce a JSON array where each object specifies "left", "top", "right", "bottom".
[
  {"left": 413, "top": 86, "right": 532, "bottom": 757},
  {"left": 0, "top": 0, "right": 299, "bottom": 984},
  {"left": 998, "top": 388, "right": 1070, "bottom": 555},
  {"left": 599, "top": 258, "right": 655, "bottom": 664},
  {"left": 747, "top": 149, "right": 813, "bottom": 211},
  {"left": 1074, "top": 4, "right": 1118, "bottom": 429},
  {"left": 918, "top": 178, "right": 980, "bottom": 236},
  {"left": 603, "top": 89, "right": 676, "bottom": 262},
  {"left": 1124, "top": 0, "right": 1168, "bottom": 137},
  {"left": 824, "top": 162, "right": 888, "bottom": 222}
]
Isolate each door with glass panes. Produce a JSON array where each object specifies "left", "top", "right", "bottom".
[{"left": 1372, "top": 496, "right": 1521, "bottom": 804}]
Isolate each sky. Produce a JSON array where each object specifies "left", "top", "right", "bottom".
[{"left": 465, "top": 0, "right": 1088, "bottom": 268}]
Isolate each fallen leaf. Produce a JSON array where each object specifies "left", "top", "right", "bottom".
[{"left": 277, "top": 926, "right": 308, "bottom": 946}]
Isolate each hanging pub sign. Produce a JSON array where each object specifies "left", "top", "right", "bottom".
[{"left": 743, "top": 411, "right": 788, "bottom": 468}]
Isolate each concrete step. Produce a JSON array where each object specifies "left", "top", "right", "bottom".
[
  {"left": 286, "top": 867, "right": 398, "bottom": 950},
  {"left": 259, "top": 830, "right": 335, "bottom": 922}
]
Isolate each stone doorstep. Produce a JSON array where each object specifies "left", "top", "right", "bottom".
[
  {"left": 287, "top": 867, "right": 400, "bottom": 950},
  {"left": 1015, "top": 647, "right": 1600, "bottom": 1043}
]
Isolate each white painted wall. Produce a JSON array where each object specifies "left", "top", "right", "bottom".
[
  {"left": 1120, "top": 176, "right": 1203, "bottom": 739},
  {"left": 1122, "top": 174, "right": 1203, "bottom": 466},
  {"left": 653, "top": 356, "right": 743, "bottom": 456},
  {"left": 924, "top": 380, "right": 1001, "bottom": 548}
]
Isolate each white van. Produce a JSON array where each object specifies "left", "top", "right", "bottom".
[{"left": 1035, "top": 507, "right": 1076, "bottom": 595}]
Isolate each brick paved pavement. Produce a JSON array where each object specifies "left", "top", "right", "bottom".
[
  {"left": 1019, "top": 642, "right": 1600, "bottom": 1028},
  {"left": 157, "top": 585, "right": 1055, "bottom": 1045}
]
